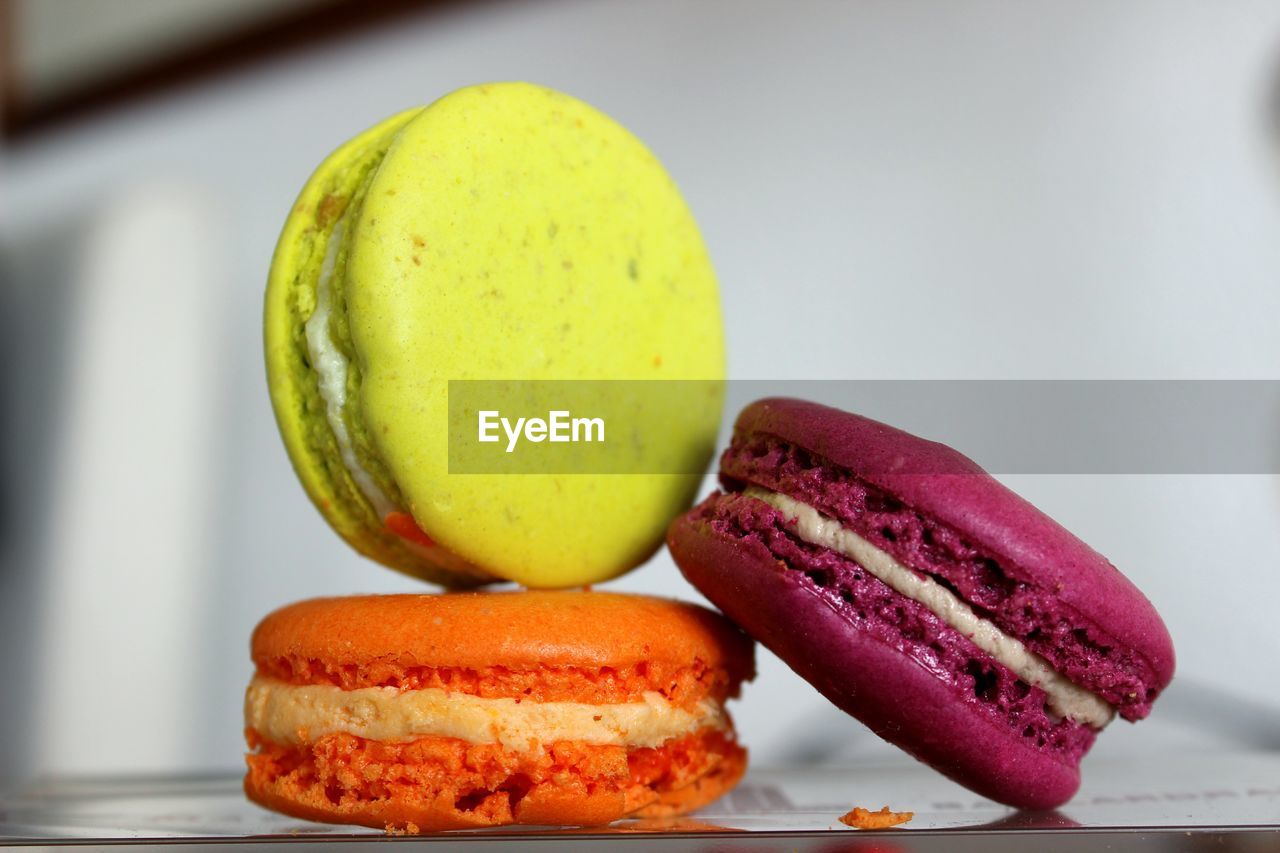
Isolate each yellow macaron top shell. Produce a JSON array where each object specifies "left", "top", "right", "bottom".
[{"left": 267, "top": 82, "right": 724, "bottom": 588}]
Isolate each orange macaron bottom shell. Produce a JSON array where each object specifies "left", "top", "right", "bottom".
[{"left": 244, "top": 726, "right": 745, "bottom": 832}]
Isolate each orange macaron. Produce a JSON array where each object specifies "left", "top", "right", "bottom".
[{"left": 243, "top": 592, "right": 754, "bottom": 832}]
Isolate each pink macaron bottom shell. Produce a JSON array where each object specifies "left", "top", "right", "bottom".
[
  {"left": 720, "top": 433, "right": 1161, "bottom": 720},
  {"left": 670, "top": 491, "right": 1093, "bottom": 811}
]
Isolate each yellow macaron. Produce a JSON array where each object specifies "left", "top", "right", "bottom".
[{"left": 264, "top": 83, "right": 724, "bottom": 587}]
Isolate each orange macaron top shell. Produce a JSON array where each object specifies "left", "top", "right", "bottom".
[{"left": 252, "top": 592, "right": 754, "bottom": 707}]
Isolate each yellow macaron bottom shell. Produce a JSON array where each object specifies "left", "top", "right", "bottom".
[
  {"left": 349, "top": 83, "right": 724, "bottom": 588},
  {"left": 265, "top": 107, "right": 495, "bottom": 587}
]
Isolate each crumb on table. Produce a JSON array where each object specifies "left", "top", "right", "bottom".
[{"left": 838, "top": 805, "right": 914, "bottom": 829}]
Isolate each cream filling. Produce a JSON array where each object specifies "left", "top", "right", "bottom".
[
  {"left": 304, "top": 220, "right": 396, "bottom": 519},
  {"left": 244, "top": 676, "right": 725, "bottom": 752},
  {"left": 745, "top": 487, "right": 1115, "bottom": 729}
]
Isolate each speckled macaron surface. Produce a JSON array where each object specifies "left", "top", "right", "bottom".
[{"left": 265, "top": 83, "right": 724, "bottom": 588}]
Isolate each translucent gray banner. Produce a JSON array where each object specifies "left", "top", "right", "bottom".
[{"left": 449, "top": 380, "right": 1280, "bottom": 474}]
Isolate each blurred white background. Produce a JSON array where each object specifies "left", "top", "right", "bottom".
[{"left": 3, "top": 0, "right": 1280, "bottom": 786}]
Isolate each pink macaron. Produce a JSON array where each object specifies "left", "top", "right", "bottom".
[{"left": 668, "top": 398, "right": 1175, "bottom": 809}]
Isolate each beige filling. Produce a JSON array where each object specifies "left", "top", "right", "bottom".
[
  {"left": 745, "top": 487, "right": 1115, "bottom": 729},
  {"left": 244, "top": 676, "right": 725, "bottom": 752}
]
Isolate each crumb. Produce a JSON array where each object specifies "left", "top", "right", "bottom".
[
  {"left": 384, "top": 821, "right": 420, "bottom": 836},
  {"left": 838, "top": 806, "right": 913, "bottom": 829},
  {"left": 316, "top": 194, "right": 347, "bottom": 227}
]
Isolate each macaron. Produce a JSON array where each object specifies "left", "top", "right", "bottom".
[
  {"left": 264, "top": 82, "right": 724, "bottom": 588},
  {"left": 667, "top": 398, "right": 1175, "bottom": 809},
  {"left": 243, "top": 592, "right": 753, "bottom": 832}
]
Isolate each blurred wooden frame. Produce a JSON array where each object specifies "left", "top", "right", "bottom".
[{"left": 0, "top": 0, "right": 480, "bottom": 141}]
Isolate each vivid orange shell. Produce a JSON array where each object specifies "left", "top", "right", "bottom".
[{"left": 251, "top": 592, "right": 754, "bottom": 696}]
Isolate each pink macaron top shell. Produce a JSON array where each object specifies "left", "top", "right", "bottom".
[{"left": 727, "top": 398, "right": 1175, "bottom": 696}]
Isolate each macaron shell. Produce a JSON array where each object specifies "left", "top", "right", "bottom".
[
  {"left": 668, "top": 513, "right": 1081, "bottom": 810},
  {"left": 729, "top": 398, "right": 1175, "bottom": 687},
  {"left": 264, "top": 107, "right": 486, "bottom": 587},
  {"left": 244, "top": 726, "right": 745, "bottom": 830},
  {"left": 346, "top": 83, "right": 724, "bottom": 587},
  {"left": 252, "top": 592, "right": 754, "bottom": 680}
]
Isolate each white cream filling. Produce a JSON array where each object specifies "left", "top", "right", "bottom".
[
  {"left": 244, "top": 676, "right": 724, "bottom": 752},
  {"left": 304, "top": 220, "right": 396, "bottom": 519},
  {"left": 745, "top": 487, "right": 1115, "bottom": 729}
]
